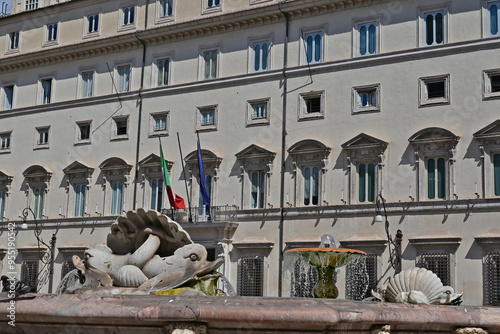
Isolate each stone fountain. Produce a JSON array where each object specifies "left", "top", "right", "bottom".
[
  {"left": 1, "top": 211, "right": 498, "bottom": 334},
  {"left": 284, "top": 235, "right": 367, "bottom": 298}
]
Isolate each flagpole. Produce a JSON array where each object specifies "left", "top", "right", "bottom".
[
  {"left": 196, "top": 131, "right": 211, "bottom": 221},
  {"left": 176, "top": 132, "right": 193, "bottom": 223}
]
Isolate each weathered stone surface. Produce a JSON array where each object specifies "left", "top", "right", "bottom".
[{"left": 1, "top": 294, "right": 500, "bottom": 333}]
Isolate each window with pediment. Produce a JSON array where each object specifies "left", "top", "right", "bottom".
[
  {"left": 63, "top": 162, "right": 94, "bottom": 218},
  {"left": 23, "top": 166, "right": 52, "bottom": 219},
  {"left": 99, "top": 158, "right": 132, "bottom": 216},
  {"left": 138, "top": 153, "right": 173, "bottom": 212},
  {"left": 185, "top": 149, "right": 222, "bottom": 221},
  {"left": 409, "top": 128, "right": 459, "bottom": 201},
  {"left": 474, "top": 119, "right": 500, "bottom": 198},
  {"left": 288, "top": 140, "right": 331, "bottom": 207},
  {"left": 235, "top": 144, "right": 276, "bottom": 209},
  {"left": 342, "top": 133, "right": 387, "bottom": 204},
  {"left": 0, "top": 171, "right": 12, "bottom": 221}
]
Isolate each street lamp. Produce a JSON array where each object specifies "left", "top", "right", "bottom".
[
  {"left": 375, "top": 194, "right": 403, "bottom": 274},
  {"left": 20, "top": 207, "right": 57, "bottom": 293}
]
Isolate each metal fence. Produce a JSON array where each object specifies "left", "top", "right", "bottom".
[{"left": 161, "top": 205, "right": 238, "bottom": 223}]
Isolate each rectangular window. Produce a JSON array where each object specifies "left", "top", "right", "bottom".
[
  {"left": 424, "top": 11, "right": 445, "bottom": 46},
  {"left": 114, "top": 117, "right": 128, "bottom": 137},
  {"left": 37, "top": 127, "right": 49, "bottom": 145},
  {"left": 197, "top": 106, "right": 218, "bottom": 132},
  {"left": 488, "top": 2, "right": 500, "bottom": 36},
  {"left": 417, "top": 252, "right": 451, "bottom": 286},
  {"left": 353, "top": 84, "right": 380, "bottom": 114},
  {"left": 247, "top": 99, "right": 270, "bottom": 126},
  {"left": 87, "top": 14, "right": 99, "bottom": 34},
  {"left": 203, "top": 49, "right": 218, "bottom": 80},
  {"left": 484, "top": 70, "right": 500, "bottom": 99},
  {"left": 303, "top": 166, "right": 319, "bottom": 206},
  {"left": 118, "top": 65, "right": 130, "bottom": 92},
  {"left": 33, "top": 188, "right": 44, "bottom": 219},
  {"left": 427, "top": 157, "right": 446, "bottom": 199},
  {"left": 154, "top": 115, "right": 167, "bottom": 131},
  {"left": 485, "top": 252, "right": 500, "bottom": 306},
  {"left": 41, "top": 78, "right": 52, "bottom": 104},
  {"left": 78, "top": 122, "right": 91, "bottom": 141},
  {"left": 0, "top": 190, "right": 5, "bottom": 221},
  {"left": 81, "top": 71, "right": 94, "bottom": 98},
  {"left": 250, "top": 171, "right": 265, "bottom": 209},
  {"left": 21, "top": 258, "right": 38, "bottom": 291},
  {"left": 252, "top": 41, "right": 269, "bottom": 72},
  {"left": 358, "top": 163, "right": 375, "bottom": 203},
  {"left": 46, "top": 23, "right": 58, "bottom": 42},
  {"left": 4, "top": 85, "right": 13, "bottom": 110},
  {"left": 61, "top": 255, "right": 77, "bottom": 280},
  {"left": 207, "top": 0, "right": 220, "bottom": 8},
  {"left": 160, "top": 0, "right": 173, "bottom": 17},
  {"left": 156, "top": 58, "right": 169, "bottom": 86},
  {"left": 25, "top": 0, "right": 38, "bottom": 10},
  {"left": 150, "top": 178, "right": 163, "bottom": 211},
  {"left": 252, "top": 103, "right": 267, "bottom": 119},
  {"left": 358, "top": 22, "right": 377, "bottom": 56},
  {"left": 8, "top": 31, "right": 19, "bottom": 50},
  {"left": 122, "top": 6, "right": 135, "bottom": 26},
  {"left": 237, "top": 256, "right": 264, "bottom": 296},
  {"left": 304, "top": 32, "right": 322, "bottom": 64},
  {"left": 299, "top": 91, "right": 324, "bottom": 120},
  {"left": 494, "top": 154, "right": 500, "bottom": 196},
  {"left": 111, "top": 181, "right": 123, "bottom": 215},
  {"left": 1, "top": 133, "right": 11, "bottom": 150},
  {"left": 419, "top": 75, "right": 450, "bottom": 107},
  {"left": 74, "top": 184, "right": 86, "bottom": 217}
]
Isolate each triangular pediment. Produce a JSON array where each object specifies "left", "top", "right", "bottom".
[
  {"left": 0, "top": 171, "right": 12, "bottom": 182},
  {"left": 341, "top": 133, "right": 388, "bottom": 150},
  {"left": 408, "top": 127, "right": 459, "bottom": 144},
  {"left": 473, "top": 119, "right": 500, "bottom": 140},
  {"left": 235, "top": 144, "right": 276, "bottom": 160},
  {"left": 99, "top": 157, "right": 132, "bottom": 172},
  {"left": 139, "top": 153, "right": 173, "bottom": 169},
  {"left": 63, "top": 161, "right": 94, "bottom": 175},
  {"left": 288, "top": 139, "right": 331, "bottom": 156}
]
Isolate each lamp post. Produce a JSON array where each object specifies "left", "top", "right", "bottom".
[
  {"left": 375, "top": 194, "right": 403, "bottom": 274},
  {"left": 20, "top": 207, "right": 57, "bottom": 293}
]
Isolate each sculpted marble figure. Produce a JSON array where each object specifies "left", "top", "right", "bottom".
[{"left": 57, "top": 209, "right": 226, "bottom": 295}]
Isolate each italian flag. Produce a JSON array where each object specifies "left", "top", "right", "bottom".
[{"left": 160, "top": 140, "right": 186, "bottom": 210}]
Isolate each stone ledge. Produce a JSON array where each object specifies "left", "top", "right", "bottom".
[{"left": 1, "top": 294, "right": 499, "bottom": 333}]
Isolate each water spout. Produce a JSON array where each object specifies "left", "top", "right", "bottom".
[{"left": 319, "top": 234, "right": 336, "bottom": 248}]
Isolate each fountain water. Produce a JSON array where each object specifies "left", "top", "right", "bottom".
[{"left": 285, "top": 235, "right": 367, "bottom": 298}]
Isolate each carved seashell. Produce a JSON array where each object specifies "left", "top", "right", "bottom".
[{"left": 383, "top": 268, "right": 463, "bottom": 305}]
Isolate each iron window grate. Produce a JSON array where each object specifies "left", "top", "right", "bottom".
[
  {"left": 237, "top": 256, "right": 264, "bottom": 297},
  {"left": 485, "top": 252, "right": 500, "bottom": 306},
  {"left": 417, "top": 252, "right": 451, "bottom": 286},
  {"left": 61, "top": 256, "right": 77, "bottom": 280},
  {"left": 290, "top": 259, "right": 319, "bottom": 297},
  {"left": 21, "top": 259, "right": 39, "bottom": 290},
  {"left": 346, "top": 254, "right": 376, "bottom": 300}
]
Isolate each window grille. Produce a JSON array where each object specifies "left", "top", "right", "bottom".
[
  {"left": 25, "top": 0, "right": 38, "bottom": 10},
  {"left": 417, "top": 252, "right": 451, "bottom": 286},
  {"left": 290, "top": 259, "right": 318, "bottom": 297},
  {"left": 485, "top": 252, "right": 500, "bottom": 306},
  {"left": 9, "top": 32, "right": 19, "bottom": 50},
  {"left": 304, "top": 96, "right": 321, "bottom": 113},
  {"left": 237, "top": 256, "right": 264, "bottom": 296},
  {"left": 346, "top": 254, "right": 375, "bottom": 300},
  {"left": 21, "top": 258, "right": 39, "bottom": 290},
  {"left": 61, "top": 256, "right": 77, "bottom": 280}
]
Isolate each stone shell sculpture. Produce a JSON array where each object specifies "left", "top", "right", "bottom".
[
  {"left": 372, "top": 267, "right": 463, "bottom": 305},
  {"left": 57, "top": 209, "right": 226, "bottom": 295}
]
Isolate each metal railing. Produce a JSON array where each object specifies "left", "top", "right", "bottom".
[{"left": 161, "top": 204, "right": 238, "bottom": 223}]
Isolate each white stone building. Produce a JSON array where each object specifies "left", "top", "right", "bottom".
[{"left": 0, "top": 0, "right": 500, "bottom": 305}]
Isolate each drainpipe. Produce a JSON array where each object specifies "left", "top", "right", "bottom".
[
  {"left": 277, "top": 1, "right": 289, "bottom": 298},
  {"left": 132, "top": 0, "right": 150, "bottom": 210}
]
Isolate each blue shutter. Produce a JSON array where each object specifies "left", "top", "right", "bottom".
[
  {"left": 368, "top": 24, "right": 376, "bottom": 54},
  {"left": 359, "top": 25, "right": 367, "bottom": 55},
  {"left": 437, "top": 158, "right": 445, "bottom": 199},
  {"left": 435, "top": 13, "right": 444, "bottom": 44},
  {"left": 367, "top": 163, "right": 375, "bottom": 202},
  {"left": 261, "top": 42, "right": 268, "bottom": 70},
  {"left": 425, "top": 14, "right": 434, "bottom": 45},
  {"left": 304, "top": 167, "right": 311, "bottom": 205},
  {"left": 427, "top": 159, "right": 435, "bottom": 199},
  {"left": 491, "top": 4, "right": 499, "bottom": 36},
  {"left": 359, "top": 163, "right": 366, "bottom": 202},
  {"left": 494, "top": 154, "right": 500, "bottom": 196},
  {"left": 314, "top": 34, "right": 321, "bottom": 62}
]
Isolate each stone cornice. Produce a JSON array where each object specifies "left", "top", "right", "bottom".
[{"left": 0, "top": 0, "right": 394, "bottom": 73}]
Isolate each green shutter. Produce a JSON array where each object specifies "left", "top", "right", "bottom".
[
  {"left": 359, "top": 164, "right": 366, "bottom": 202},
  {"left": 367, "top": 163, "right": 375, "bottom": 202},
  {"left": 437, "top": 158, "right": 445, "bottom": 199},
  {"left": 427, "top": 159, "right": 435, "bottom": 199},
  {"left": 495, "top": 154, "right": 500, "bottom": 196}
]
